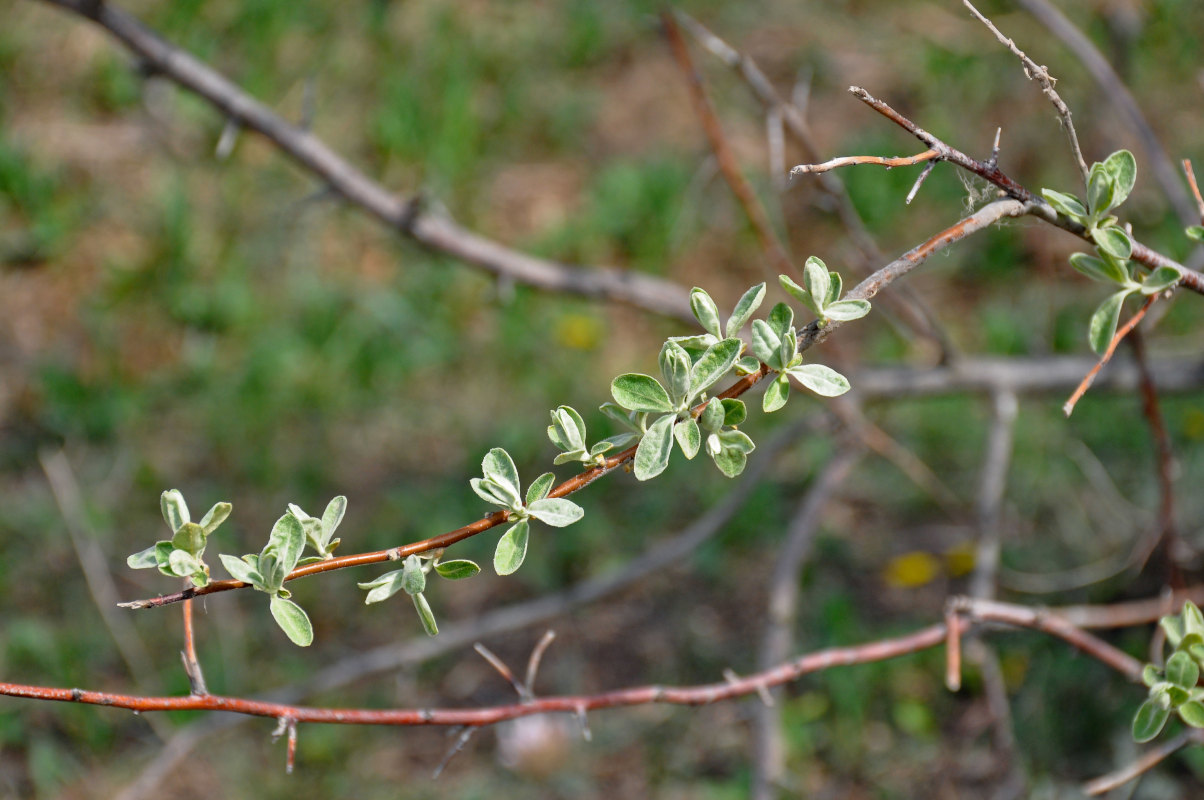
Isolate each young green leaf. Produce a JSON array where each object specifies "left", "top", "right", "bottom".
[
  {"left": 763, "top": 373, "right": 790, "bottom": 413},
  {"left": 822, "top": 299, "right": 871, "bottom": 322},
  {"left": 434, "top": 559, "right": 481, "bottom": 580},
  {"left": 548, "top": 406, "right": 587, "bottom": 452},
  {"left": 267, "top": 512, "right": 306, "bottom": 577},
  {"left": 717, "top": 429, "right": 755, "bottom": 454},
  {"left": 526, "top": 472, "right": 555, "bottom": 505},
  {"left": 401, "top": 554, "right": 426, "bottom": 595},
  {"left": 734, "top": 355, "right": 762, "bottom": 375},
  {"left": 1167, "top": 651, "right": 1200, "bottom": 690},
  {"left": 482, "top": 448, "right": 521, "bottom": 502},
  {"left": 168, "top": 549, "right": 201, "bottom": 579},
  {"left": 787, "top": 363, "right": 852, "bottom": 397},
  {"left": 750, "top": 320, "right": 783, "bottom": 369},
  {"left": 1040, "top": 188, "right": 1088, "bottom": 221},
  {"left": 413, "top": 592, "right": 439, "bottom": 637},
  {"left": 494, "top": 519, "right": 530, "bottom": 576},
  {"left": 126, "top": 544, "right": 160, "bottom": 570},
  {"left": 220, "top": 554, "right": 265, "bottom": 587},
  {"left": 170, "top": 522, "right": 206, "bottom": 556},
  {"left": 1143, "top": 664, "right": 1163, "bottom": 688},
  {"left": 690, "top": 287, "right": 723, "bottom": 340},
  {"left": 825, "top": 271, "right": 842, "bottom": 307},
  {"left": 659, "top": 340, "right": 692, "bottom": 405},
  {"left": 269, "top": 596, "right": 314, "bottom": 647},
  {"left": 674, "top": 418, "right": 700, "bottom": 459},
  {"left": 321, "top": 496, "right": 346, "bottom": 544},
  {"left": 726, "top": 282, "right": 766, "bottom": 336},
  {"left": 160, "top": 489, "right": 189, "bottom": 533},
  {"left": 779, "top": 327, "right": 797, "bottom": 374},
  {"left": 1093, "top": 226, "right": 1132, "bottom": 260},
  {"left": 634, "top": 413, "right": 675, "bottom": 481},
  {"left": 198, "top": 502, "right": 232, "bottom": 535},
  {"left": 1141, "top": 265, "right": 1181, "bottom": 295},
  {"left": 699, "top": 397, "right": 725, "bottom": 432},
  {"left": 527, "top": 498, "right": 585, "bottom": 527},
  {"left": 721, "top": 398, "right": 747, "bottom": 427},
  {"left": 802, "top": 257, "right": 831, "bottom": 311},
  {"left": 357, "top": 569, "right": 405, "bottom": 604},
  {"left": 1132, "top": 698, "right": 1171, "bottom": 743},
  {"left": 1187, "top": 226, "right": 1204, "bottom": 242},
  {"left": 712, "top": 447, "right": 748, "bottom": 478},
  {"left": 470, "top": 477, "right": 521, "bottom": 509},
  {"left": 611, "top": 374, "right": 674, "bottom": 414},
  {"left": 1180, "top": 701, "right": 1204, "bottom": 728},
  {"left": 1069, "top": 252, "right": 1128, "bottom": 285},
  {"left": 1184, "top": 601, "right": 1204, "bottom": 637},
  {"left": 689, "top": 338, "right": 741, "bottom": 399},
  {"left": 779, "top": 274, "right": 822, "bottom": 318},
  {"left": 767, "top": 302, "right": 794, "bottom": 338},
  {"left": 1102, "top": 149, "right": 1136, "bottom": 207},
  {"left": 1088, "top": 290, "right": 1131, "bottom": 355},
  {"left": 1087, "top": 163, "right": 1117, "bottom": 217}
]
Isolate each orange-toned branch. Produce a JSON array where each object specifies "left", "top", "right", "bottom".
[
  {"left": 1063, "top": 295, "right": 1157, "bottom": 416},
  {"left": 790, "top": 149, "right": 940, "bottom": 176}
]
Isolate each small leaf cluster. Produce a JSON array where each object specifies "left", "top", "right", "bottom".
[
  {"left": 219, "top": 511, "right": 317, "bottom": 647},
  {"left": 127, "top": 490, "right": 230, "bottom": 588},
  {"left": 357, "top": 550, "right": 480, "bottom": 637},
  {"left": 779, "top": 256, "right": 871, "bottom": 324},
  {"left": 1133, "top": 601, "right": 1204, "bottom": 742},
  {"left": 1042, "top": 150, "right": 1181, "bottom": 353},
  {"left": 288, "top": 496, "right": 346, "bottom": 562},
  {"left": 548, "top": 405, "right": 637, "bottom": 467},
  {"left": 470, "top": 448, "right": 584, "bottom": 575}
]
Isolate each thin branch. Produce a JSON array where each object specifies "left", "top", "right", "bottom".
[
  {"left": 848, "top": 85, "right": 1204, "bottom": 294},
  {"left": 790, "top": 148, "right": 940, "bottom": 177},
  {"left": 1184, "top": 159, "right": 1204, "bottom": 223},
  {"left": 970, "top": 390, "right": 1019, "bottom": 602},
  {"left": 1083, "top": 729, "right": 1204, "bottom": 796},
  {"left": 34, "top": 0, "right": 697, "bottom": 322},
  {"left": 661, "top": 11, "right": 795, "bottom": 278},
  {"left": 121, "top": 202, "right": 1032, "bottom": 611},
  {"left": 962, "top": 0, "right": 1088, "bottom": 182},
  {"left": 1015, "top": 0, "right": 1199, "bottom": 226},
  {"left": 0, "top": 596, "right": 1146, "bottom": 730},
  {"left": 1063, "top": 295, "right": 1158, "bottom": 416},
  {"left": 180, "top": 597, "right": 208, "bottom": 696}
]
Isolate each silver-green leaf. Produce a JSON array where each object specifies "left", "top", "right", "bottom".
[
  {"left": 674, "top": 418, "right": 700, "bottom": 459},
  {"left": 822, "top": 299, "right": 871, "bottom": 322},
  {"left": 494, "top": 519, "right": 530, "bottom": 576},
  {"left": 690, "top": 287, "right": 723, "bottom": 340},
  {"left": 526, "top": 471, "right": 555, "bottom": 505},
  {"left": 611, "top": 374, "right": 674, "bottom": 414},
  {"left": 787, "top": 363, "right": 851, "bottom": 397},
  {"left": 689, "top": 338, "right": 741, "bottom": 399},
  {"left": 633, "top": 413, "right": 675, "bottom": 481},
  {"left": 413, "top": 592, "right": 439, "bottom": 637},
  {"left": 160, "top": 489, "right": 190, "bottom": 533},
  {"left": 1088, "top": 290, "right": 1130, "bottom": 355},
  {"left": 726, "top": 282, "right": 766, "bottom": 336},
  {"left": 763, "top": 373, "right": 790, "bottom": 413},
  {"left": 1093, "top": 226, "right": 1132, "bottom": 260},
  {"left": 269, "top": 596, "right": 314, "bottom": 647},
  {"left": 434, "top": 559, "right": 481, "bottom": 580},
  {"left": 527, "top": 498, "right": 585, "bottom": 527},
  {"left": 198, "top": 502, "right": 232, "bottom": 535},
  {"left": 481, "top": 448, "right": 521, "bottom": 502}
]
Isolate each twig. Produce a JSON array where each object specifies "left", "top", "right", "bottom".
[
  {"left": 524, "top": 631, "right": 556, "bottom": 697},
  {"left": 661, "top": 11, "right": 796, "bottom": 278},
  {"left": 905, "top": 160, "right": 937, "bottom": 205},
  {"left": 35, "top": 0, "right": 698, "bottom": 322},
  {"left": 474, "top": 644, "right": 526, "bottom": 700},
  {"left": 847, "top": 85, "right": 1204, "bottom": 294},
  {"left": 970, "top": 390, "right": 1019, "bottom": 602},
  {"left": 1083, "top": 729, "right": 1204, "bottom": 796},
  {"left": 790, "top": 148, "right": 940, "bottom": 176},
  {"left": 962, "top": 0, "right": 1088, "bottom": 182},
  {"left": 180, "top": 596, "right": 208, "bottom": 696},
  {"left": 1014, "top": 0, "right": 1199, "bottom": 226},
  {"left": 752, "top": 447, "right": 862, "bottom": 800},
  {"left": 1184, "top": 159, "right": 1204, "bottom": 223},
  {"left": 1063, "top": 295, "right": 1158, "bottom": 416}
]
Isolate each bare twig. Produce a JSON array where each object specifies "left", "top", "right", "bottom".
[
  {"left": 1083, "top": 729, "right": 1204, "bottom": 796},
  {"left": 1063, "top": 295, "right": 1158, "bottom": 416},
  {"left": 1015, "top": 0, "right": 1199, "bottom": 226},
  {"left": 180, "top": 596, "right": 208, "bottom": 696},
  {"left": 963, "top": 0, "right": 1088, "bottom": 182},
  {"left": 662, "top": 11, "right": 795, "bottom": 278},
  {"left": 524, "top": 630, "right": 557, "bottom": 697},
  {"left": 35, "top": 0, "right": 697, "bottom": 322},
  {"left": 906, "top": 160, "right": 938, "bottom": 205},
  {"left": 790, "top": 149, "right": 940, "bottom": 176},
  {"left": 1184, "top": 159, "right": 1204, "bottom": 223},
  {"left": 970, "top": 390, "right": 1019, "bottom": 602}
]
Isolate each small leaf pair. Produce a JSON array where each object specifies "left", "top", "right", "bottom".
[
  {"left": 357, "top": 551, "right": 480, "bottom": 637},
  {"left": 1133, "top": 601, "right": 1204, "bottom": 742},
  {"left": 219, "top": 512, "right": 314, "bottom": 647},
  {"left": 779, "top": 258, "right": 870, "bottom": 323},
  {"left": 750, "top": 302, "right": 850, "bottom": 412},
  {"left": 471, "top": 448, "right": 584, "bottom": 575},
  {"left": 696, "top": 396, "right": 755, "bottom": 477},
  {"left": 1042, "top": 149, "right": 1136, "bottom": 231},
  {"left": 1070, "top": 252, "right": 1181, "bottom": 354},
  {"left": 547, "top": 405, "right": 637, "bottom": 467},
  {"left": 126, "top": 490, "right": 231, "bottom": 588}
]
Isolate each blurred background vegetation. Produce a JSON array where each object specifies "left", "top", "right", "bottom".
[{"left": 2, "top": 0, "right": 1204, "bottom": 796}]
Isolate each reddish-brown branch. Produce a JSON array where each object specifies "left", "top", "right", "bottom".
[
  {"left": 661, "top": 12, "right": 796, "bottom": 278},
  {"left": 1184, "top": 159, "right": 1204, "bottom": 223},
  {"left": 1063, "top": 295, "right": 1157, "bottom": 416},
  {"left": 122, "top": 201, "right": 1031, "bottom": 611},
  {"left": 790, "top": 149, "right": 940, "bottom": 176},
  {"left": 0, "top": 595, "right": 1149, "bottom": 729},
  {"left": 180, "top": 597, "right": 207, "bottom": 695},
  {"left": 847, "top": 86, "right": 1204, "bottom": 295}
]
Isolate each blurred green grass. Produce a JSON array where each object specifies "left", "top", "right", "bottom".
[{"left": 2, "top": 0, "right": 1204, "bottom": 797}]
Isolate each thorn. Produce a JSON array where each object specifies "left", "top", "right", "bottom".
[
  {"left": 474, "top": 643, "right": 527, "bottom": 699},
  {"left": 576, "top": 705, "right": 592, "bottom": 742},
  {"left": 905, "top": 161, "right": 937, "bottom": 206},
  {"left": 524, "top": 631, "right": 557, "bottom": 697},
  {"left": 433, "top": 727, "right": 476, "bottom": 778}
]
